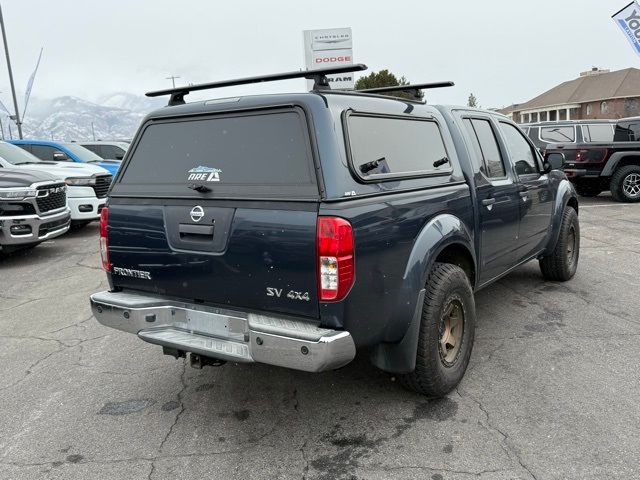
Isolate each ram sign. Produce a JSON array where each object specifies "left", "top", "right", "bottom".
[{"left": 303, "top": 28, "right": 354, "bottom": 90}]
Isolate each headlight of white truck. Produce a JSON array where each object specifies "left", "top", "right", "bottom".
[
  {"left": 0, "top": 187, "right": 38, "bottom": 200},
  {"left": 65, "top": 177, "right": 97, "bottom": 186}
]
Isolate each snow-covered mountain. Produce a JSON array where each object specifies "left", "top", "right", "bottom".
[
  {"left": 97, "top": 92, "right": 165, "bottom": 114},
  {"left": 7, "top": 94, "right": 165, "bottom": 142}
]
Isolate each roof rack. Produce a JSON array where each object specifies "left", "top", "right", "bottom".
[
  {"left": 358, "top": 81, "right": 455, "bottom": 100},
  {"left": 146, "top": 64, "right": 369, "bottom": 106}
]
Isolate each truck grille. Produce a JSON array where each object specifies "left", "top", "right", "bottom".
[
  {"left": 36, "top": 183, "right": 67, "bottom": 214},
  {"left": 92, "top": 175, "right": 112, "bottom": 199}
]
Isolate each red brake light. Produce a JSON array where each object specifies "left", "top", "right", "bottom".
[
  {"left": 317, "top": 217, "right": 354, "bottom": 302},
  {"left": 99, "top": 207, "right": 110, "bottom": 272}
]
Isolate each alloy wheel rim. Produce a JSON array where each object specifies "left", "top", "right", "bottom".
[
  {"left": 439, "top": 299, "right": 464, "bottom": 366},
  {"left": 622, "top": 173, "right": 640, "bottom": 198},
  {"left": 567, "top": 227, "right": 576, "bottom": 265}
]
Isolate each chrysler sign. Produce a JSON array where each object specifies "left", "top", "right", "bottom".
[{"left": 303, "top": 28, "right": 354, "bottom": 90}]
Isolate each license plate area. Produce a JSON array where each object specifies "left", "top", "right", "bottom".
[{"left": 184, "top": 309, "right": 248, "bottom": 342}]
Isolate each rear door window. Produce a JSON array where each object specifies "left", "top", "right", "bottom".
[
  {"left": 582, "top": 124, "right": 614, "bottom": 142},
  {"left": 540, "top": 126, "right": 575, "bottom": 143},
  {"left": 117, "top": 108, "right": 318, "bottom": 199},
  {"left": 470, "top": 119, "right": 506, "bottom": 178},
  {"left": 461, "top": 119, "right": 488, "bottom": 176},
  {"left": 345, "top": 114, "right": 450, "bottom": 180}
]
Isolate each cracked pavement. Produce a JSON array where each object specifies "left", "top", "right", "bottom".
[{"left": 1, "top": 194, "right": 639, "bottom": 480}]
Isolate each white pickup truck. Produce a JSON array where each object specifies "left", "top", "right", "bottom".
[{"left": 0, "top": 142, "right": 112, "bottom": 227}]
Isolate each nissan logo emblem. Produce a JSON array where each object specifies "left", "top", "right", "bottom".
[{"left": 190, "top": 206, "right": 204, "bottom": 223}]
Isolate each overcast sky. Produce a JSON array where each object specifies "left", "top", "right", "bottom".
[{"left": 2, "top": 0, "right": 638, "bottom": 109}]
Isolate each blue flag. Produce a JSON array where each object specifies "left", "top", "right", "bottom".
[{"left": 612, "top": 2, "right": 640, "bottom": 57}]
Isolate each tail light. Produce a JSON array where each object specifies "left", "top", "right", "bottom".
[
  {"left": 575, "top": 148, "right": 608, "bottom": 163},
  {"left": 99, "top": 207, "right": 111, "bottom": 272},
  {"left": 317, "top": 217, "right": 354, "bottom": 301}
]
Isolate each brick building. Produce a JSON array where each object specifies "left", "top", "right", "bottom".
[{"left": 500, "top": 68, "right": 640, "bottom": 124}]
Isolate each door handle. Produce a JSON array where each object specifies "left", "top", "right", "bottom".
[
  {"left": 179, "top": 223, "right": 214, "bottom": 240},
  {"left": 482, "top": 198, "right": 496, "bottom": 206}
]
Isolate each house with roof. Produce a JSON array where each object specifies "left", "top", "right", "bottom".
[{"left": 499, "top": 67, "right": 640, "bottom": 124}]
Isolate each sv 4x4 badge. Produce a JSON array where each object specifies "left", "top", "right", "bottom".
[
  {"left": 266, "top": 287, "right": 310, "bottom": 302},
  {"left": 187, "top": 166, "right": 222, "bottom": 182}
]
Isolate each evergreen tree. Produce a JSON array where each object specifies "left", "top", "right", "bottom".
[{"left": 355, "top": 70, "right": 423, "bottom": 100}]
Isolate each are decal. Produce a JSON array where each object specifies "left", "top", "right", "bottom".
[{"left": 187, "top": 165, "right": 222, "bottom": 182}]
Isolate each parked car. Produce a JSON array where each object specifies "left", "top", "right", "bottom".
[
  {"left": 545, "top": 138, "right": 640, "bottom": 201},
  {"left": 79, "top": 141, "right": 128, "bottom": 161},
  {"left": 8, "top": 140, "right": 121, "bottom": 176},
  {"left": 0, "top": 141, "right": 113, "bottom": 227},
  {"left": 521, "top": 120, "right": 616, "bottom": 150},
  {"left": 90, "top": 66, "right": 579, "bottom": 397},
  {"left": 0, "top": 168, "right": 70, "bottom": 253}
]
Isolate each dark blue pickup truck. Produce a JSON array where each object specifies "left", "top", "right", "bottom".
[{"left": 90, "top": 65, "right": 579, "bottom": 397}]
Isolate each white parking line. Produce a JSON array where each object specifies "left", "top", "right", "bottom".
[{"left": 580, "top": 204, "right": 637, "bottom": 208}]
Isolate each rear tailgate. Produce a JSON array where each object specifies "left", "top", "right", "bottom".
[{"left": 107, "top": 107, "right": 321, "bottom": 318}]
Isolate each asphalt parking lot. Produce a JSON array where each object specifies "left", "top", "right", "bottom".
[{"left": 1, "top": 194, "right": 639, "bottom": 480}]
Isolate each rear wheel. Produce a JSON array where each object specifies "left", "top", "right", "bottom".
[
  {"left": 539, "top": 207, "right": 579, "bottom": 281},
  {"left": 610, "top": 165, "right": 640, "bottom": 202},
  {"left": 573, "top": 181, "right": 602, "bottom": 198},
  {"left": 398, "top": 262, "right": 475, "bottom": 397}
]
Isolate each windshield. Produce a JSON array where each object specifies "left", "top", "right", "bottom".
[
  {"left": 63, "top": 143, "right": 105, "bottom": 163},
  {"left": 0, "top": 142, "right": 44, "bottom": 165}
]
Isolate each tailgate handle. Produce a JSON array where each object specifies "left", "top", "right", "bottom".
[{"left": 179, "top": 223, "right": 214, "bottom": 238}]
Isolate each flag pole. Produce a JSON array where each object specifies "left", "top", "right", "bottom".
[{"left": 0, "top": 3, "right": 22, "bottom": 139}]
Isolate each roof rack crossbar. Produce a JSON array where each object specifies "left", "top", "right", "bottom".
[
  {"left": 147, "top": 64, "right": 368, "bottom": 106},
  {"left": 358, "top": 81, "right": 455, "bottom": 100}
]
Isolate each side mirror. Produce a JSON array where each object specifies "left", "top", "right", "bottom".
[
  {"left": 543, "top": 153, "right": 565, "bottom": 173},
  {"left": 53, "top": 152, "right": 69, "bottom": 161}
]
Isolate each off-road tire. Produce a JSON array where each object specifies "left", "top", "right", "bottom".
[
  {"left": 610, "top": 165, "right": 640, "bottom": 203},
  {"left": 573, "top": 181, "right": 602, "bottom": 198},
  {"left": 539, "top": 207, "right": 579, "bottom": 281},
  {"left": 398, "top": 262, "right": 475, "bottom": 397}
]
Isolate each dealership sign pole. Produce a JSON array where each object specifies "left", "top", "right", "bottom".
[
  {"left": 303, "top": 28, "right": 354, "bottom": 90},
  {"left": 0, "top": 3, "right": 22, "bottom": 139},
  {"left": 612, "top": 1, "right": 640, "bottom": 58}
]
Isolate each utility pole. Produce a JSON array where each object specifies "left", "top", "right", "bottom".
[
  {"left": 91, "top": 121, "right": 96, "bottom": 141},
  {"left": 166, "top": 75, "right": 180, "bottom": 88},
  {"left": 0, "top": 116, "right": 4, "bottom": 140},
  {"left": 0, "top": 3, "right": 22, "bottom": 139}
]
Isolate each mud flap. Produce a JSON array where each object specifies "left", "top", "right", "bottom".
[{"left": 370, "top": 288, "right": 426, "bottom": 374}]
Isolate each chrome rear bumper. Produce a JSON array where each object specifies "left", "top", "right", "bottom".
[{"left": 90, "top": 291, "right": 355, "bottom": 372}]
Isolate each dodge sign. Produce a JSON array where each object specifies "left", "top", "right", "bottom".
[{"left": 303, "top": 28, "right": 355, "bottom": 90}]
